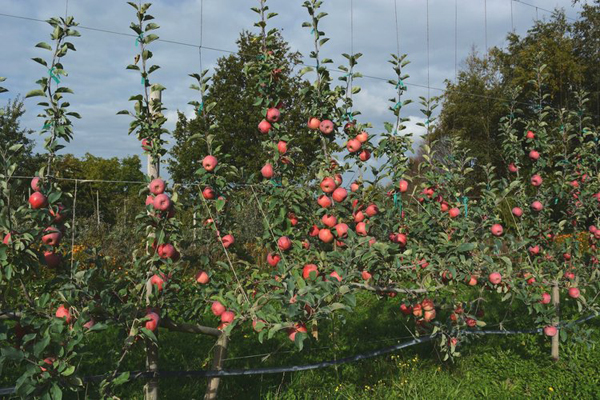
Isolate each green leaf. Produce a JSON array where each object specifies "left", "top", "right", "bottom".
[
  {"left": 113, "top": 371, "right": 130, "bottom": 386},
  {"left": 26, "top": 89, "right": 46, "bottom": 98},
  {"left": 35, "top": 42, "right": 53, "bottom": 51},
  {"left": 457, "top": 243, "right": 475, "bottom": 252}
]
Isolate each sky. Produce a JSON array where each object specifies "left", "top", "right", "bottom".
[{"left": 0, "top": 0, "right": 586, "bottom": 178}]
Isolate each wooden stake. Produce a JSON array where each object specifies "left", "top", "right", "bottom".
[
  {"left": 551, "top": 282, "right": 560, "bottom": 361},
  {"left": 204, "top": 333, "right": 228, "bottom": 400}
]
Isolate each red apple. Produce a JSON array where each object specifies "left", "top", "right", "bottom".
[
  {"left": 277, "top": 236, "right": 292, "bottom": 251},
  {"left": 308, "top": 117, "right": 321, "bottom": 130},
  {"left": 449, "top": 208, "right": 460, "bottom": 218},
  {"left": 531, "top": 201, "right": 543, "bottom": 212},
  {"left": 222, "top": 234, "right": 235, "bottom": 248},
  {"left": 31, "top": 177, "right": 42, "bottom": 191},
  {"left": 568, "top": 287, "right": 580, "bottom": 299},
  {"left": 319, "top": 120, "right": 334, "bottom": 135},
  {"left": 267, "top": 252, "right": 281, "bottom": 267},
  {"left": 149, "top": 178, "right": 165, "bottom": 195},
  {"left": 211, "top": 301, "right": 225, "bottom": 316},
  {"left": 288, "top": 213, "right": 298, "bottom": 226},
  {"left": 258, "top": 119, "right": 271, "bottom": 134},
  {"left": 334, "top": 223, "right": 349, "bottom": 238},
  {"left": 356, "top": 222, "right": 367, "bottom": 236},
  {"left": 321, "top": 214, "right": 337, "bottom": 227},
  {"left": 490, "top": 224, "right": 504, "bottom": 237},
  {"left": 489, "top": 272, "right": 502, "bottom": 285},
  {"left": 277, "top": 141, "right": 287, "bottom": 154},
  {"left": 329, "top": 271, "right": 342, "bottom": 282},
  {"left": 468, "top": 275, "right": 478, "bottom": 286},
  {"left": 44, "top": 251, "right": 61, "bottom": 267},
  {"left": 302, "top": 264, "right": 319, "bottom": 280},
  {"left": 529, "top": 150, "right": 540, "bottom": 161},
  {"left": 309, "top": 224, "right": 320, "bottom": 237},
  {"left": 266, "top": 108, "right": 281, "bottom": 123},
  {"left": 42, "top": 228, "right": 62, "bottom": 247},
  {"left": 220, "top": 311, "right": 235, "bottom": 323},
  {"left": 399, "top": 179, "right": 409, "bottom": 193},
  {"left": 531, "top": 174, "right": 543, "bottom": 187},
  {"left": 512, "top": 207, "right": 523, "bottom": 217},
  {"left": 361, "top": 270, "right": 372, "bottom": 280},
  {"left": 412, "top": 303, "right": 423, "bottom": 318},
  {"left": 29, "top": 192, "right": 48, "bottom": 209},
  {"left": 157, "top": 243, "right": 175, "bottom": 259},
  {"left": 528, "top": 245, "right": 540, "bottom": 255},
  {"left": 359, "top": 150, "right": 371, "bottom": 161},
  {"left": 153, "top": 194, "right": 171, "bottom": 211},
  {"left": 365, "top": 204, "right": 378, "bottom": 217},
  {"left": 317, "top": 195, "right": 332, "bottom": 208},
  {"left": 353, "top": 210, "right": 365, "bottom": 223},
  {"left": 332, "top": 187, "right": 347, "bottom": 203},
  {"left": 320, "top": 177, "right": 336, "bottom": 193},
  {"left": 261, "top": 163, "right": 274, "bottom": 179},
  {"left": 202, "top": 155, "right": 218, "bottom": 172},
  {"left": 350, "top": 182, "right": 360, "bottom": 192},
  {"left": 202, "top": 187, "right": 216, "bottom": 200},
  {"left": 288, "top": 323, "right": 307, "bottom": 341},
  {"left": 141, "top": 138, "right": 152, "bottom": 151},
  {"left": 195, "top": 271, "right": 209, "bottom": 284},
  {"left": 55, "top": 305, "right": 71, "bottom": 323},
  {"left": 508, "top": 163, "right": 518, "bottom": 173},
  {"left": 540, "top": 292, "right": 551, "bottom": 304},
  {"left": 544, "top": 325, "right": 557, "bottom": 337},
  {"left": 526, "top": 130, "right": 535, "bottom": 139},
  {"left": 151, "top": 274, "right": 164, "bottom": 291},
  {"left": 356, "top": 131, "right": 368, "bottom": 143},
  {"left": 49, "top": 204, "right": 66, "bottom": 223},
  {"left": 145, "top": 312, "right": 160, "bottom": 331},
  {"left": 347, "top": 138, "right": 361, "bottom": 153},
  {"left": 318, "top": 229, "right": 334, "bottom": 243}
]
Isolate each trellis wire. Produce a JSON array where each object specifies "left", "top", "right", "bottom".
[{"left": 0, "top": 313, "right": 597, "bottom": 396}]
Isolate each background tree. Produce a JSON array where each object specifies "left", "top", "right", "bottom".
[{"left": 169, "top": 31, "right": 320, "bottom": 185}]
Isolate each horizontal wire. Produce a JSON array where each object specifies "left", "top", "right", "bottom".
[{"left": 512, "top": 0, "right": 578, "bottom": 22}]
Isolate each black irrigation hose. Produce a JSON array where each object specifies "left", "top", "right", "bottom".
[{"left": 0, "top": 313, "right": 598, "bottom": 395}]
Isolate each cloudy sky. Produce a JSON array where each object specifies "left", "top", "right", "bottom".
[{"left": 0, "top": 0, "right": 585, "bottom": 178}]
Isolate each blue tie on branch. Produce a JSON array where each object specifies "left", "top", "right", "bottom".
[
  {"left": 396, "top": 80, "right": 406, "bottom": 90},
  {"left": 270, "top": 179, "right": 282, "bottom": 188},
  {"left": 394, "top": 193, "right": 402, "bottom": 215},
  {"left": 197, "top": 102, "right": 204, "bottom": 115},
  {"left": 135, "top": 33, "right": 144, "bottom": 46},
  {"left": 345, "top": 112, "right": 353, "bottom": 121},
  {"left": 393, "top": 102, "right": 401, "bottom": 111},
  {"left": 141, "top": 77, "right": 146, "bottom": 85},
  {"left": 42, "top": 122, "right": 52, "bottom": 130},
  {"left": 462, "top": 196, "right": 468, "bottom": 217},
  {"left": 48, "top": 67, "right": 60, "bottom": 84}
]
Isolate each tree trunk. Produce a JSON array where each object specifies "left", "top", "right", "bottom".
[
  {"left": 551, "top": 282, "right": 560, "bottom": 361},
  {"left": 204, "top": 333, "right": 228, "bottom": 400}
]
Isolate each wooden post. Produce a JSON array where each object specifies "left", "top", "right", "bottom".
[
  {"left": 144, "top": 86, "right": 162, "bottom": 400},
  {"left": 96, "top": 190, "right": 100, "bottom": 226},
  {"left": 551, "top": 282, "right": 560, "bottom": 361},
  {"left": 204, "top": 333, "right": 228, "bottom": 400}
]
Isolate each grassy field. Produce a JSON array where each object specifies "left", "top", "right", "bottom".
[{"left": 3, "top": 293, "right": 599, "bottom": 399}]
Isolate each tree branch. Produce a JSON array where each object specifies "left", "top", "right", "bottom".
[
  {"left": 161, "top": 317, "right": 221, "bottom": 337},
  {"left": 351, "top": 283, "right": 443, "bottom": 294}
]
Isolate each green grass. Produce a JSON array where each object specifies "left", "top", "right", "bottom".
[{"left": 3, "top": 293, "right": 599, "bottom": 399}]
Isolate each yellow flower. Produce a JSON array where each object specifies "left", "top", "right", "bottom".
[{"left": 549, "top": 387, "right": 554, "bottom": 392}]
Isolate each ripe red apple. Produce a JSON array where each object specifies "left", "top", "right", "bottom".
[
  {"left": 398, "top": 179, "right": 409, "bottom": 193},
  {"left": 151, "top": 274, "right": 164, "bottom": 291},
  {"left": 466, "top": 318, "right": 477, "bottom": 328},
  {"left": 288, "top": 213, "right": 298, "bottom": 226},
  {"left": 589, "top": 225, "right": 597, "bottom": 234},
  {"left": 531, "top": 174, "right": 543, "bottom": 187},
  {"left": 526, "top": 130, "right": 535, "bottom": 139},
  {"left": 31, "top": 177, "right": 42, "bottom": 191},
  {"left": 261, "top": 163, "right": 274, "bottom": 179},
  {"left": 267, "top": 252, "right": 281, "bottom": 267},
  {"left": 49, "top": 204, "right": 66, "bottom": 223},
  {"left": 266, "top": 107, "right": 281, "bottom": 123},
  {"left": 145, "top": 312, "right": 160, "bottom": 331},
  {"left": 361, "top": 270, "right": 372, "bottom": 280},
  {"left": 329, "top": 271, "right": 342, "bottom": 282},
  {"left": 141, "top": 138, "right": 152, "bottom": 151},
  {"left": 42, "top": 228, "right": 62, "bottom": 246},
  {"left": 528, "top": 245, "right": 540, "bottom": 255},
  {"left": 544, "top": 325, "right": 557, "bottom": 337},
  {"left": 356, "top": 222, "right": 367, "bottom": 236},
  {"left": 531, "top": 201, "right": 543, "bottom": 212},
  {"left": 423, "top": 309, "right": 436, "bottom": 322},
  {"left": 221, "top": 310, "right": 235, "bottom": 323},
  {"left": 449, "top": 208, "right": 460, "bottom": 218},
  {"left": 222, "top": 234, "right": 235, "bottom": 248},
  {"left": 508, "top": 163, "right": 518, "bottom": 173},
  {"left": 332, "top": 187, "right": 347, "bottom": 202},
  {"left": 321, "top": 214, "right": 337, "bottom": 227},
  {"left": 44, "top": 251, "right": 61, "bottom": 267},
  {"left": 149, "top": 178, "right": 165, "bottom": 195},
  {"left": 302, "top": 264, "right": 319, "bottom": 280},
  {"left": 334, "top": 173, "right": 343, "bottom": 186},
  {"left": 365, "top": 204, "right": 378, "bottom": 217},
  {"left": 489, "top": 272, "right": 502, "bottom": 285},
  {"left": 353, "top": 210, "right": 365, "bottom": 223},
  {"left": 468, "top": 275, "right": 478, "bottom": 286},
  {"left": 350, "top": 182, "right": 360, "bottom": 192},
  {"left": 320, "top": 177, "right": 336, "bottom": 193},
  {"left": 512, "top": 207, "right": 523, "bottom": 217},
  {"left": 29, "top": 192, "right": 48, "bottom": 209},
  {"left": 412, "top": 303, "right": 423, "bottom": 318},
  {"left": 202, "top": 155, "right": 218, "bottom": 172},
  {"left": 318, "top": 229, "right": 334, "bottom": 243},
  {"left": 277, "top": 236, "right": 292, "bottom": 251},
  {"left": 3, "top": 232, "right": 12, "bottom": 245},
  {"left": 309, "top": 224, "right": 320, "bottom": 237},
  {"left": 195, "top": 271, "right": 209, "bottom": 284},
  {"left": 359, "top": 150, "right": 371, "bottom": 161},
  {"left": 400, "top": 303, "right": 412, "bottom": 315},
  {"left": 569, "top": 180, "right": 579, "bottom": 188},
  {"left": 153, "top": 194, "right": 171, "bottom": 211},
  {"left": 564, "top": 271, "right": 575, "bottom": 280},
  {"left": 317, "top": 195, "right": 332, "bottom": 208},
  {"left": 335, "top": 223, "right": 349, "bottom": 238},
  {"left": 308, "top": 117, "right": 321, "bottom": 130},
  {"left": 568, "top": 287, "right": 580, "bottom": 299},
  {"left": 356, "top": 131, "right": 368, "bottom": 143},
  {"left": 529, "top": 150, "right": 540, "bottom": 161},
  {"left": 347, "top": 138, "right": 361, "bottom": 153},
  {"left": 202, "top": 187, "right": 216, "bottom": 200},
  {"left": 490, "top": 224, "right": 504, "bottom": 236},
  {"left": 418, "top": 258, "right": 429, "bottom": 269},
  {"left": 319, "top": 120, "right": 334, "bottom": 135},
  {"left": 258, "top": 119, "right": 271, "bottom": 134},
  {"left": 440, "top": 201, "right": 449, "bottom": 212},
  {"left": 540, "top": 292, "right": 551, "bottom": 304},
  {"left": 277, "top": 141, "right": 287, "bottom": 154},
  {"left": 83, "top": 319, "right": 95, "bottom": 330},
  {"left": 211, "top": 301, "right": 225, "bottom": 316},
  {"left": 158, "top": 243, "right": 175, "bottom": 259},
  {"left": 55, "top": 305, "right": 71, "bottom": 323},
  {"left": 288, "top": 323, "right": 307, "bottom": 341}
]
